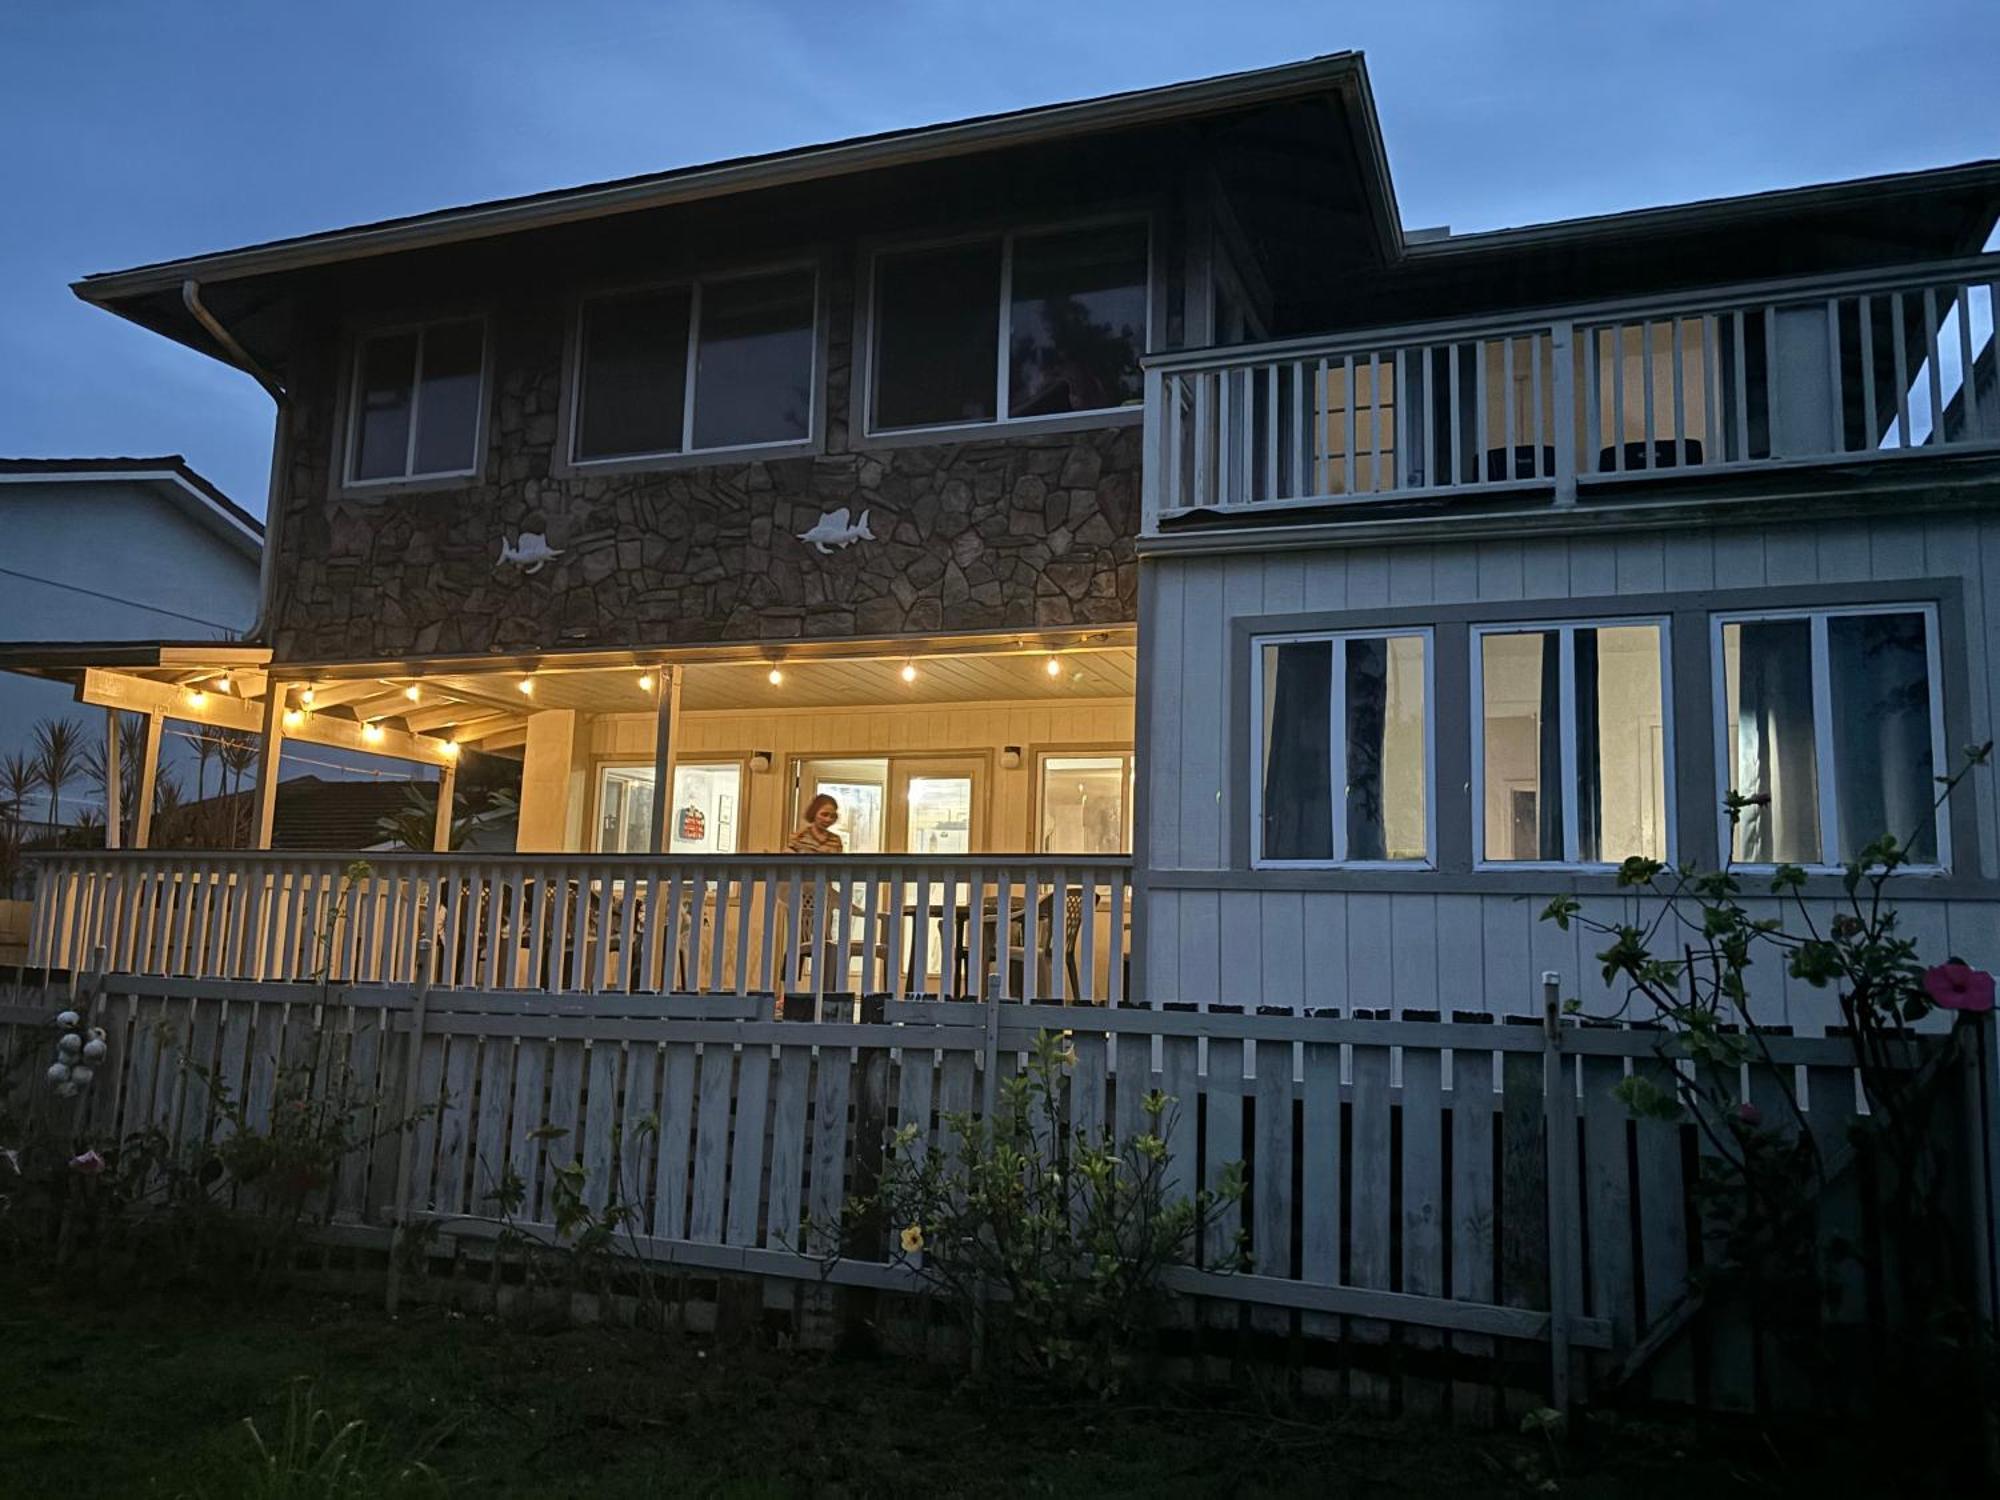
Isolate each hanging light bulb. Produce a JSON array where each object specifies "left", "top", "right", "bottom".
[
  {"left": 1044, "top": 654, "right": 1062, "bottom": 678},
  {"left": 637, "top": 672, "right": 655, "bottom": 693},
  {"left": 900, "top": 661, "right": 917, "bottom": 684},
  {"left": 404, "top": 684, "right": 421, "bottom": 703},
  {"left": 440, "top": 740, "right": 461, "bottom": 759},
  {"left": 186, "top": 689, "right": 208, "bottom": 709},
  {"left": 517, "top": 677, "right": 536, "bottom": 696},
  {"left": 362, "top": 721, "right": 385, "bottom": 744},
  {"left": 300, "top": 686, "right": 316, "bottom": 708},
  {"left": 215, "top": 672, "right": 232, "bottom": 693},
  {"left": 767, "top": 666, "right": 784, "bottom": 687},
  {"left": 282, "top": 708, "right": 304, "bottom": 730}
]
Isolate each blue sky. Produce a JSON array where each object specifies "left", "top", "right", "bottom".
[{"left": 1, "top": 0, "right": 1996, "bottom": 513}]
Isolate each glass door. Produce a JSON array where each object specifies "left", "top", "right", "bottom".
[
  {"left": 891, "top": 758, "right": 984, "bottom": 853},
  {"left": 793, "top": 757, "right": 888, "bottom": 854}
]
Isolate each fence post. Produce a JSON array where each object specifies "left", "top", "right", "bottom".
[
  {"left": 1543, "top": 971, "right": 1579, "bottom": 1412},
  {"left": 384, "top": 934, "right": 434, "bottom": 1317}
]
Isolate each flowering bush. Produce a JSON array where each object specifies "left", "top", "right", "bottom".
[{"left": 842, "top": 1029, "right": 1243, "bottom": 1394}]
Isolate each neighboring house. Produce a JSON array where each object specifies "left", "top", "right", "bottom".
[
  {"left": 0, "top": 456, "right": 261, "bottom": 822},
  {"left": 17, "top": 54, "right": 2000, "bottom": 1029}
]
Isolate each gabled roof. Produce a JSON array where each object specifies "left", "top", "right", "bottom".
[{"left": 0, "top": 456, "right": 262, "bottom": 555}]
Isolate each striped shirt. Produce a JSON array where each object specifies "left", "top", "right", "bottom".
[{"left": 786, "top": 824, "right": 844, "bottom": 855}]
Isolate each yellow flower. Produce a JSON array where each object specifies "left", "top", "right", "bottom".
[{"left": 899, "top": 1224, "right": 925, "bottom": 1253}]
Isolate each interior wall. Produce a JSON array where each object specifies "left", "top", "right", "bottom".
[{"left": 583, "top": 697, "right": 1134, "bottom": 855}]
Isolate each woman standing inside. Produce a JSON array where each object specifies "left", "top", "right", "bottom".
[{"left": 787, "top": 793, "right": 844, "bottom": 855}]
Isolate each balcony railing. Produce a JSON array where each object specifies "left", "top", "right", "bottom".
[
  {"left": 1141, "top": 255, "right": 2000, "bottom": 528},
  {"left": 27, "top": 851, "right": 1133, "bottom": 1008}
]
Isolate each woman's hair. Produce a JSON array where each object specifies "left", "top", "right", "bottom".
[{"left": 801, "top": 793, "right": 839, "bottom": 825}]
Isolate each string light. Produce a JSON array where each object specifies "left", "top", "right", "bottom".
[
  {"left": 186, "top": 689, "right": 208, "bottom": 709},
  {"left": 362, "top": 722, "right": 385, "bottom": 744},
  {"left": 215, "top": 672, "right": 232, "bottom": 693},
  {"left": 300, "top": 686, "right": 316, "bottom": 708},
  {"left": 282, "top": 709, "right": 304, "bottom": 729},
  {"left": 767, "top": 666, "right": 784, "bottom": 687},
  {"left": 900, "top": 661, "right": 918, "bottom": 684},
  {"left": 637, "top": 672, "right": 655, "bottom": 693},
  {"left": 1044, "top": 654, "right": 1062, "bottom": 678},
  {"left": 404, "top": 684, "right": 421, "bottom": 702},
  {"left": 517, "top": 677, "right": 536, "bottom": 696},
  {"left": 440, "top": 740, "right": 461, "bottom": 759}
]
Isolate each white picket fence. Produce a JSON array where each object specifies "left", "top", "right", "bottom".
[
  {"left": 25, "top": 851, "right": 1133, "bottom": 1008},
  {"left": 7, "top": 956, "right": 1980, "bottom": 1415}
]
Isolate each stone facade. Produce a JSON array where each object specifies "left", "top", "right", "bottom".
[{"left": 270, "top": 260, "right": 1142, "bottom": 663}]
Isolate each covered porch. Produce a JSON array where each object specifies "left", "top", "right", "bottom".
[{"left": 14, "top": 630, "right": 1137, "bottom": 1005}]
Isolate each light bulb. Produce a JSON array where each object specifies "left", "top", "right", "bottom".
[
  {"left": 637, "top": 673, "right": 654, "bottom": 693},
  {"left": 1045, "top": 655, "right": 1061, "bottom": 678},
  {"left": 282, "top": 709, "right": 303, "bottom": 729},
  {"left": 900, "top": 662, "right": 917, "bottom": 684},
  {"left": 300, "top": 686, "right": 316, "bottom": 708},
  {"left": 215, "top": 673, "right": 231, "bottom": 693},
  {"left": 441, "top": 740, "right": 460, "bottom": 759},
  {"left": 517, "top": 677, "right": 536, "bottom": 696},
  {"left": 404, "top": 684, "right": 421, "bottom": 702},
  {"left": 767, "top": 667, "right": 783, "bottom": 686},
  {"left": 362, "top": 722, "right": 385, "bottom": 743},
  {"left": 186, "top": 689, "right": 207, "bottom": 709}
]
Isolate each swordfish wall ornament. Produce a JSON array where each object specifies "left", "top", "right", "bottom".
[
  {"left": 797, "top": 506, "right": 875, "bottom": 555},
  {"left": 497, "top": 532, "right": 564, "bottom": 575}
]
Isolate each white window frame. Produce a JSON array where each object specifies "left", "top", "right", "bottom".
[
  {"left": 1250, "top": 627, "right": 1437, "bottom": 869},
  {"left": 343, "top": 315, "right": 490, "bottom": 488},
  {"left": 1033, "top": 748, "right": 1136, "bottom": 856},
  {"left": 1471, "top": 616, "right": 1676, "bottom": 871},
  {"left": 567, "top": 261, "right": 823, "bottom": 469},
  {"left": 593, "top": 758, "right": 748, "bottom": 855},
  {"left": 861, "top": 213, "right": 1155, "bottom": 440},
  {"left": 1708, "top": 601, "right": 1948, "bottom": 872}
]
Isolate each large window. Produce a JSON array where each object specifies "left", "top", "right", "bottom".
[
  {"left": 1476, "top": 621, "right": 1669, "bottom": 866},
  {"left": 1039, "top": 753, "right": 1133, "bottom": 855},
  {"left": 572, "top": 267, "right": 816, "bottom": 463},
  {"left": 869, "top": 220, "right": 1149, "bottom": 434},
  {"left": 1255, "top": 631, "right": 1431, "bottom": 866},
  {"left": 596, "top": 762, "right": 743, "bottom": 855},
  {"left": 347, "top": 317, "right": 486, "bottom": 484},
  {"left": 1715, "top": 605, "right": 1945, "bottom": 867}
]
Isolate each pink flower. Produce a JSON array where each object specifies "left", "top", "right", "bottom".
[
  {"left": 68, "top": 1149, "right": 106, "bottom": 1175},
  {"left": 1924, "top": 961, "right": 1996, "bottom": 1014},
  {"left": 1734, "top": 1102, "right": 1763, "bottom": 1128}
]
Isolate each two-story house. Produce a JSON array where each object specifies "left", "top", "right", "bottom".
[{"left": 17, "top": 54, "right": 2000, "bottom": 1027}]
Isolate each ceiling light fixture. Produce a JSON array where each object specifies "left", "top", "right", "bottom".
[
  {"left": 767, "top": 666, "right": 784, "bottom": 686},
  {"left": 637, "top": 672, "right": 655, "bottom": 693},
  {"left": 282, "top": 708, "right": 304, "bottom": 730},
  {"left": 186, "top": 689, "right": 208, "bottom": 709},
  {"left": 440, "top": 740, "right": 461, "bottom": 759},
  {"left": 362, "top": 721, "right": 385, "bottom": 744},
  {"left": 517, "top": 677, "right": 536, "bottom": 696},
  {"left": 404, "top": 684, "right": 421, "bottom": 702},
  {"left": 300, "top": 686, "right": 316, "bottom": 708},
  {"left": 900, "top": 661, "right": 918, "bottom": 684},
  {"left": 1044, "top": 654, "right": 1062, "bottom": 678},
  {"left": 215, "top": 672, "right": 232, "bottom": 693}
]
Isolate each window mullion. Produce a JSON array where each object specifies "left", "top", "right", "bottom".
[
  {"left": 1558, "top": 627, "right": 1580, "bottom": 863},
  {"left": 996, "top": 233, "right": 1013, "bottom": 424},
  {"left": 1329, "top": 637, "right": 1348, "bottom": 863},
  {"left": 404, "top": 327, "right": 426, "bottom": 478},
  {"left": 682, "top": 281, "right": 703, "bottom": 451},
  {"left": 1925, "top": 606, "right": 1950, "bottom": 869},
  {"left": 1810, "top": 611, "right": 1839, "bottom": 866}
]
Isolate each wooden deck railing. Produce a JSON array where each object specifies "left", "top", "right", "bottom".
[
  {"left": 26, "top": 851, "right": 1133, "bottom": 1007},
  {"left": 1141, "top": 254, "right": 2000, "bottom": 527}
]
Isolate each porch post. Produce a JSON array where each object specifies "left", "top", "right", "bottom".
[
  {"left": 252, "top": 681, "right": 286, "bottom": 850},
  {"left": 102, "top": 707, "right": 122, "bottom": 849},
  {"left": 431, "top": 759, "right": 458, "bottom": 852},
  {"left": 646, "top": 665, "right": 683, "bottom": 855},
  {"left": 131, "top": 710, "right": 164, "bottom": 849}
]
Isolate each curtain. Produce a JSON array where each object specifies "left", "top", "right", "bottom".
[
  {"left": 1263, "top": 642, "right": 1333, "bottom": 860},
  {"left": 1573, "top": 630, "right": 1603, "bottom": 862},
  {"left": 1345, "top": 638, "right": 1389, "bottom": 860},
  {"left": 1829, "top": 612, "right": 1934, "bottom": 861},
  {"left": 1535, "top": 631, "right": 1565, "bottom": 860},
  {"left": 1735, "top": 620, "right": 1819, "bottom": 863}
]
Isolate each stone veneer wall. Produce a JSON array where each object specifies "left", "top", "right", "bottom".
[{"left": 271, "top": 260, "right": 1141, "bottom": 663}]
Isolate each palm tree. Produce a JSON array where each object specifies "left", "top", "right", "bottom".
[
  {"left": 0, "top": 751, "right": 39, "bottom": 831},
  {"left": 32, "top": 718, "right": 84, "bottom": 830}
]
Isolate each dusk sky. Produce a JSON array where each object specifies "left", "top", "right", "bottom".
[{"left": 2, "top": 0, "right": 1996, "bottom": 512}]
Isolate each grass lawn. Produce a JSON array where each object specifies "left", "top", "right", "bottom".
[{"left": 0, "top": 1276, "right": 1948, "bottom": 1496}]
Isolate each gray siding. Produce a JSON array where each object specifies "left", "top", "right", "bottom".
[{"left": 1138, "top": 511, "right": 2000, "bottom": 1032}]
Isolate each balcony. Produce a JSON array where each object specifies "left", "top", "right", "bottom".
[{"left": 1140, "top": 255, "right": 2000, "bottom": 532}]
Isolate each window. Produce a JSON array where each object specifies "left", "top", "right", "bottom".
[
  {"left": 596, "top": 762, "right": 743, "bottom": 855},
  {"left": 347, "top": 318, "right": 485, "bottom": 484},
  {"left": 572, "top": 267, "right": 816, "bottom": 463},
  {"left": 1039, "top": 753, "right": 1133, "bottom": 855},
  {"left": 869, "top": 220, "right": 1149, "bottom": 434},
  {"left": 1715, "top": 605, "right": 1945, "bottom": 867},
  {"left": 1476, "top": 621, "right": 1669, "bottom": 866},
  {"left": 1254, "top": 632, "right": 1431, "bottom": 866}
]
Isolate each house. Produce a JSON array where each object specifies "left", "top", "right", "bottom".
[
  {"left": 15, "top": 54, "right": 2000, "bottom": 1027},
  {"left": 0, "top": 456, "right": 261, "bottom": 827}
]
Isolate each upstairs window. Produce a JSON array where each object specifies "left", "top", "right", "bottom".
[
  {"left": 1476, "top": 621, "right": 1670, "bottom": 866},
  {"left": 1255, "top": 631, "right": 1432, "bottom": 866},
  {"left": 869, "top": 220, "right": 1149, "bottom": 434},
  {"left": 572, "top": 267, "right": 817, "bottom": 463},
  {"left": 1716, "top": 605, "right": 1945, "bottom": 867},
  {"left": 347, "top": 317, "right": 486, "bottom": 484}
]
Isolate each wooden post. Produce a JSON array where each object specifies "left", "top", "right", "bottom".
[
  {"left": 102, "top": 709, "right": 122, "bottom": 849},
  {"left": 252, "top": 682, "right": 286, "bottom": 850},
  {"left": 1551, "top": 320, "right": 1578, "bottom": 505},
  {"left": 132, "top": 710, "right": 164, "bottom": 849},
  {"left": 646, "top": 666, "right": 683, "bottom": 855},
  {"left": 1543, "top": 972, "right": 1580, "bottom": 1414},
  {"left": 431, "top": 760, "right": 458, "bottom": 853},
  {"left": 385, "top": 934, "right": 434, "bottom": 1317}
]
